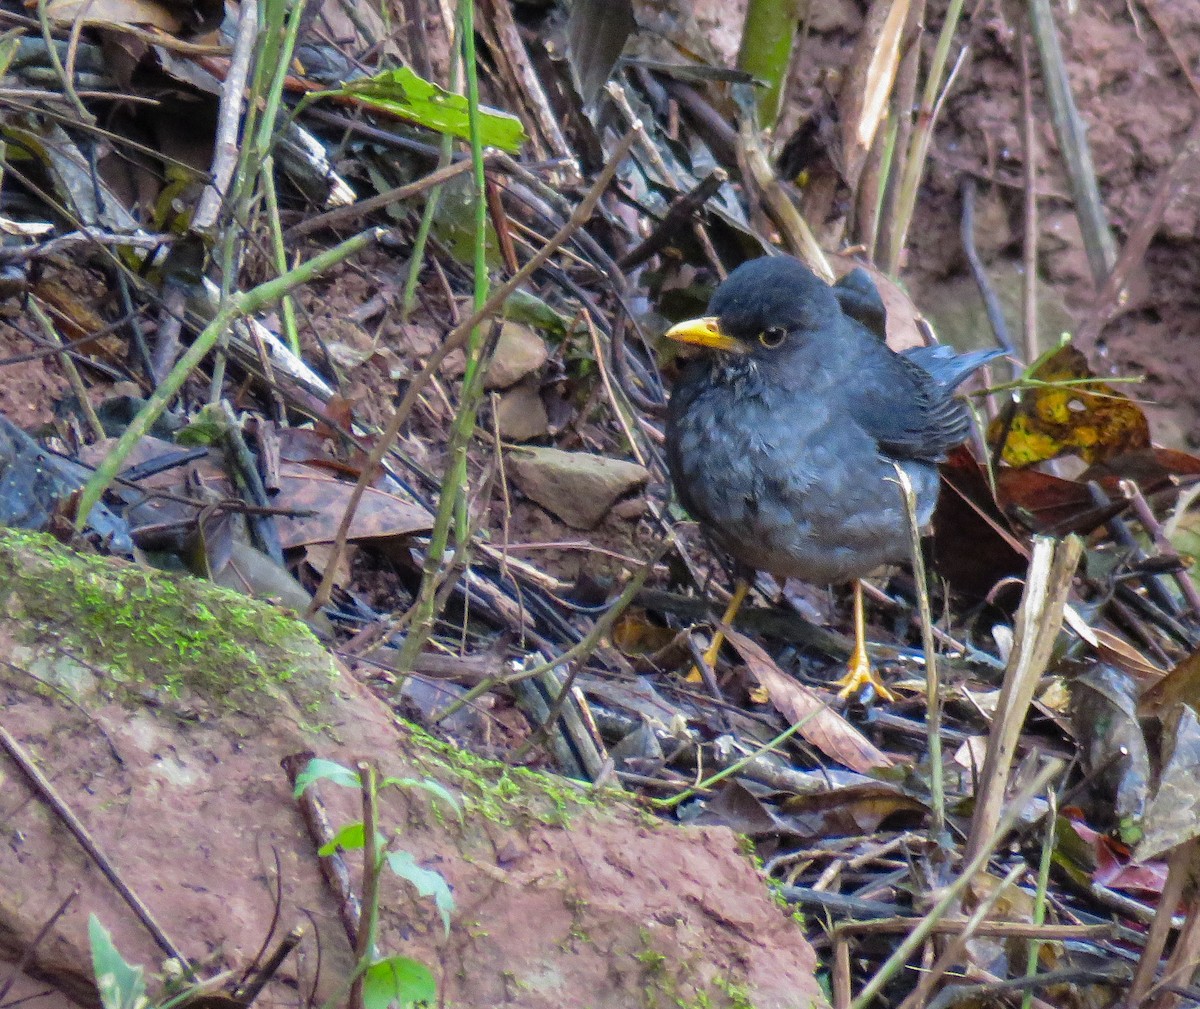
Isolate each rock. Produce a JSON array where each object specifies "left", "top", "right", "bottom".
[
  {"left": 918, "top": 261, "right": 1075, "bottom": 359},
  {"left": 494, "top": 377, "right": 550, "bottom": 441},
  {"left": 484, "top": 321, "right": 549, "bottom": 390},
  {"left": 505, "top": 447, "right": 650, "bottom": 528},
  {"left": 0, "top": 530, "right": 828, "bottom": 1009},
  {"left": 807, "top": 0, "right": 861, "bottom": 33}
]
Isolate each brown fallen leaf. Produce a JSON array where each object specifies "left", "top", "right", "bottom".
[
  {"left": 724, "top": 628, "right": 894, "bottom": 774},
  {"left": 778, "top": 782, "right": 926, "bottom": 837},
  {"left": 271, "top": 462, "right": 432, "bottom": 548}
]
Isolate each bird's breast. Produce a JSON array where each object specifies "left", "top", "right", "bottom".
[{"left": 667, "top": 373, "right": 941, "bottom": 584}]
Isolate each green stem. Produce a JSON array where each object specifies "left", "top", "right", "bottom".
[
  {"left": 397, "top": 0, "right": 491, "bottom": 669},
  {"left": 74, "top": 229, "right": 381, "bottom": 529},
  {"left": 1021, "top": 791, "right": 1056, "bottom": 1009},
  {"left": 262, "top": 156, "right": 300, "bottom": 355},
  {"left": 402, "top": 57, "right": 459, "bottom": 320},
  {"left": 737, "top": 0, "right": 798, "bottom": 129}
]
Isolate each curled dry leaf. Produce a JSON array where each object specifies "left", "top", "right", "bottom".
[
  {"left": 1135, "top": 703, "right": 1200, "bottom": 861},
  {"left": 723, "top": 628, "right": 893, "bottom": 774}
]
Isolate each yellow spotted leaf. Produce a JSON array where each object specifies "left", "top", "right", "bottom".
[{"left": 989, "top": 345, "right": 1149, "bottom": 466}]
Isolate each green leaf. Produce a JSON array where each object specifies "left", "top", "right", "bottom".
[
  {"left": 338, "top": 68, "right": 527, "bottom": 153},
  {"left": 318, "top": 823, "right": 389, "bottom": 856},
  {"left": 318, "top": 821, "right": 364, "bottom": 855},
  {"left": 386, "top": 850, "right": 455, "bottom": 936},
  {"left": 361, "top": 956, "right": 437, "bottom": 1009},
  {"left": 379, "top": 776, "right": 463, "bottom": 822},
  {"left": 293, "top": 757, "right": 361, "bottom": 796},
  {"left": 502, "top": 289, "right": 571, "bottom": 337},
  {"left": 88, "top": 916, "right": 148, "bottom": 1009}
]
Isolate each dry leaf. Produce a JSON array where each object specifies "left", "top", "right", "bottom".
[{"left": 724, "top": 629, "right": 893, "bottom": 774}]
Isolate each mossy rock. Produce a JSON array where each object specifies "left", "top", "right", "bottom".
[{"left": 0, "top": 527, "right": 338, "bottom": 719}]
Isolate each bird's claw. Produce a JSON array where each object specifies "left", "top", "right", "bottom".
[{"left": 832, "top": 645, "right": 896, "bottom": 703}]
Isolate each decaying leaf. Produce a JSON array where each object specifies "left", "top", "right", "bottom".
[
  {"left": 1072, "top": 663, "right": 1150, "bottom": 842},
  {"left": 1139, "top": 646, "right": 1200, "bottom": 719},
  {"left": 1135, "top": 703, "right": 1200, "bottom": 861},
  {"left": 989, "top": 344, "right": 1149, "bottom": 467}
]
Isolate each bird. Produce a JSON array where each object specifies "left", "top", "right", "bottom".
[{"left": 663, "top": 255, "right": 1002, "bottom": 700}]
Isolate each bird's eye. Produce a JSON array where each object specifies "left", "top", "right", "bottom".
[{"left": 758, "top": 327, "right": 786, "bottom": 349}]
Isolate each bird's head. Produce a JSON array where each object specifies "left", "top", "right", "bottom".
[{"left": 663, "top": 256, "right": 843, "bottom": 361}]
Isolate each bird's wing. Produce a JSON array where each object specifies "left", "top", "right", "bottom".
[
  {"left": 847, "top": 346, "right": 1000, "bottom": 462},
  {"left": 832, "top": 268, "right": 888, "bottom": 341}
]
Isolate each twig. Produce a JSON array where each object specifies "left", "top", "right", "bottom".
[
  {"left": 585, "top": 308, "right": 646, "bottom": 467},
  {"left": 1026, "top": 0, "right": 1116, "bottom": 286},
  {"left": 434, "top": 538, "right": 669, "bottom": 724},
  {"left": 284, "top": 158, "right": 478, "bottom": 241},
  {"left": 74, "top": 228, "right": 382, "bottom": 529},
  {"left": 959, "top": 176, "right": 1014, "bottom": 354},
  {"left": 964, "top": 535, "right": 1082, "bottom": 864},
  {"left": 0, "top": 725, "right": 189, "bottom": 967},
  {"left": 1016, "top": 18, "right": 1040, "bottom": 364},
  {"left": 0, "top": 230, "right": 172, "bottom": 262},
  {"left": 234, "top": 926, "right": 304, "bottom": 1007},
  {"left": 836, "top": 919, "right": 1114, "bottom": 941},
  {"left": 191, "top": 0, "right": 258, "bottom": 233},
  {"left": 886, "top": 0, "right": 966, "bottom": 271},
  {"left": 349, "top": 764, "right": 378, "bottom": 1009},
  {"left": 1129, "top": 840, "right": 1195, "bottom": 1007},
  {"left": 849, "top": 759, "right": 1064, "bottom": 1009},
  {"left": 833, "top": 936, "right": 852, "bottom": 1009},
  {"left": 0, "top": 888, "right": 78, "bottom": 1006},
  {"left": 736, "top": 96, "right": 832, "bottom": 279},
  {"left": 1122, "top": 479, "right": 1200, "bottom": 619},
  {"left": 874, "top": 0, "right": 923, "bottom": 267},
  {"left": 26, "top": 296, "right": 105, "bottom": 441},
  {"left": 479, "top": 0, "right": 577, "bottom": 180},
  {"left": 895, "top": 863, "right": 1025, "bottom": 1009},
  {"left": 281, "top": 752, "right": 361, "bottom": 945},
  {"left": 928, "top": 966, "right": 1126, "bottom": 1009},
  {"left": 617, "top": 169, "right": 728, "bottom": 271},
  {"left": 893, "top": 464, "right": 945, "bottom": 842},
  {"left": 1075, "top": 116, "right": 1200, "bottom": 346}
]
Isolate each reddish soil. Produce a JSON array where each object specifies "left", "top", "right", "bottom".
[{"left": 911, "top": 0, "right": 1200, "bottom": 445}]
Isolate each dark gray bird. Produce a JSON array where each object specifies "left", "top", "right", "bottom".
[{"left": 664, "top": 255, "right": 1001, "bottom": 699}]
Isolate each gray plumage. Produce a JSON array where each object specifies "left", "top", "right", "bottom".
[{"left": 666, "top": 256, "right": 1001, "bottom": 585}]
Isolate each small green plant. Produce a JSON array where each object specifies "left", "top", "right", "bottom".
[
  {"left": 294, "top": 757, "right": 461, "bottom": 1009},
  {"left": 89, "top": 916, "right": 149, "bottom": 1009},
  {"left": 87, "top": 917, "right": 216, "bottom": 1009}
]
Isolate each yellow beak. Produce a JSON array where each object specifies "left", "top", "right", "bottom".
[{"left": 663, "top": 316, "right": 743, "bottom": 353}]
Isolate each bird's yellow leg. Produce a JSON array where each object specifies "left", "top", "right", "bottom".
[
  {"left": 831, "top": 580, "right": 896, "bottom": 701},
  {"left": 686, "top": 579, "right": 750, "bottom": 682}
]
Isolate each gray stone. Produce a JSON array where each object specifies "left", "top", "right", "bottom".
[
  {"left": 494, "top": 378, "right": 550, "bottom": 441},
  {"left": 485, "top": 321, "right": 550, "bottom": 390},
  {"left": 506, "top": 446, "right": 650, "bottom": 528}
]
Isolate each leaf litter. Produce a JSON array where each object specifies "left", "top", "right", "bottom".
[{"left": 3, "top": 0, "right": 1200, "bottom": 1006}]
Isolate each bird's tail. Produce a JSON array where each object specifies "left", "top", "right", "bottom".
[{"left": 904, "top": 345, "right": 1006, "bottom": 389}]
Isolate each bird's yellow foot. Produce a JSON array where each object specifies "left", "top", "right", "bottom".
[{"left": 831, "top": 643, "right": 895, "bottom": 702}]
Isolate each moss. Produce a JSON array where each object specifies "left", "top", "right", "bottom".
[
  {"left": 628, "top": 930, "right": 773, "bottom": 1009},
  {"left": 400, "top": 717, "right": 629, "bottom": 829},
  {"left": 0, "top": 529, "right": 338, "bottom": 718}
]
